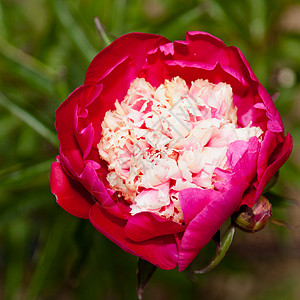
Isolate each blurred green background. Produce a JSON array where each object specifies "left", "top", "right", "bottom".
[{"left": 0, "top": 0, "right": 299, "bottom": 299}]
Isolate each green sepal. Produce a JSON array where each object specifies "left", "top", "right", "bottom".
[{"left": 194, "top": 225, "right": 235, "bottom": 274}]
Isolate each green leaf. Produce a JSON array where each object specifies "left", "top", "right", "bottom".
[
  {"left": 158, "top": 5, "right": 204, "bottom": 38},
  {"left": 2, "top": 220, "right": 30, "bottom": 300},
  {"left": 0, "top": 0, "right": 7, "bottom": 37},
  {"left": 214, "top": 0, "right": 251, "bottom": 40},
  {"left": 0, "top": 158, "right": 53, "bottom": 186},
  {"left": 0, "top": 35, "right": 57, "bottom": 80},
  {"left": 68, "top": 219, "right": 93, "bottom": 281},
  {"left": 194, "top": 225, "right": 235, "bottom": 274},
  {"left": 94, "top": 16, "right": 113, "bottom": 47},
  {"left": 52, "top": 0, "right": 97, "bottom": 63},
  {"left": 270, "top": 218, "right": 295, "bottom": 230},
  {"left": 0, "top": 195, "right": 50, "bottom": 228},
  {"left": 0, "top": 92, "right": 59, "bottom": 148},
  {"left": 137, "top": 258, "right": 157, "bottom": 300},
  {"left": 264, "top": 191, "right": 296, "bottom": 208},
  {"left": 112, "top": 0, "right": 127, "bottom": 35},
  {"left": 24, "top": 214, "right": 77, "bottom": 300}
]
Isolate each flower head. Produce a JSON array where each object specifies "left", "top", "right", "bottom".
[
  {"left": 50, "top": 32, "right": 292, "bottom": 271},
  {"left": 98, "top": 77, "right": 263, "bottom": 224}
]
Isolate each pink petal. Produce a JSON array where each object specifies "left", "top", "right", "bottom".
[
  {"left": 231, "top": 46, "right": 284, "bottom": 133},
  {"left": 59, "top": 150, "right": 84, "bottom": 179},
  {"left": 125, "top": 212, "right": 185, "bottom": 242},
  {"left": 79, "top": 162, "right": 127, "bottom": 219},
  {"left": 256, "top": 131, "right": 280, "bottom": 180},
  {"left": 215, "top": 137, "right": 261, "bottom": 192},
  {"left": 73, "top": 85, "right": 102, "bottom": 159},
  {"left": 56, "top": 85, "right": 102, "bottom": 175},
  {"left": 50, "top": 160, "right": 93, "bottom": 219},
  {"left": 74, "top": 109, "right": 94, "bottom": 160},
  {"left": 83, "top": 56, "right": 144, "bottom": 146},
  {"left": 176, "top": 31, "right": 228, "bottom": 65},
  {"left": 178, "top": 188, "right": 241, "bottom": 271},
  {"left": 84, "top": 33, "right": 170, "bottom": 85},
  {"left": 179, "top": 188, "right": 211, "bottom": 225},
  {"left": 258, "top": 84, "right": 284, "bottom": 132},
  {"left": 89, "top": 203, "right": 178, "bottom": 270},
  {"left": 255, "top": 133, "right": 293, "bottom": 202},
  {"left": 162, "top": 61, "right": 248, "bottom": 98}
]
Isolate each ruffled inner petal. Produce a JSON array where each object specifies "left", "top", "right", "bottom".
[{"left": 98, "top": 76, "right": 263, "bottom": 224}]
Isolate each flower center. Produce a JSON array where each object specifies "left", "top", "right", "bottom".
[{"left": 98, "top": 77, "right": 263, "bottom": 224}]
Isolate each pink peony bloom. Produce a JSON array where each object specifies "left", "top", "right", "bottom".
[{"left": 50, "top": 32, "right": 292, "bottom": 271}]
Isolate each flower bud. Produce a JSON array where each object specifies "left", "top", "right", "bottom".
[{"left": 232, "top": 196, "right": 272, "bottom": 232}]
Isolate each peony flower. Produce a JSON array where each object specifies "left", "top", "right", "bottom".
[{"left": 50, "top": 32, "right": 292, "bottom": 271}]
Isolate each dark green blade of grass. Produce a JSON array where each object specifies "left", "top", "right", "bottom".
[{"left": 0, "top": 92, "right": 59, "bottom": 148}]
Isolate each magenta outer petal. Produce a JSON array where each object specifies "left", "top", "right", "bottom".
[
  {"left": 125, "top": 212, "right": 185, "bottom": 242},
  {"left": 50, "top": 160, "right": 93, "bottom": 219},
  {"left": 55, "top": 85, "right": 101, "bottom": 176},
  {"left": 255, "top": 133, "right": 293, "bottom": 201},
  {"left": 178, "top": 188, "right": 211, "bottom": 225},
  {"left": 215, "top": 137, "right": 261, "bottom": 192},
  {"left": 257, "top": 85, "right": 284, "bottom": 132},
  {"left": 79, "top": 162, "right": 127, "bottom": 219},
  {"left": 256, "top": 131, "right": 279, "bottom": 180},
  {"left": 89, "top": 203, "right": 178, "bottom": 270},
  {"left": 72, "top": 84, "right": 102, "bottom": 160},
  {"left": 84, "top": 32, "right": 170, "bottom": 85},
  {"left": 74, "top": 114, "right": 94, "bottom": 160},
  {"left": 178, "top": 188, "right": 241, "bottom": 271}
]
